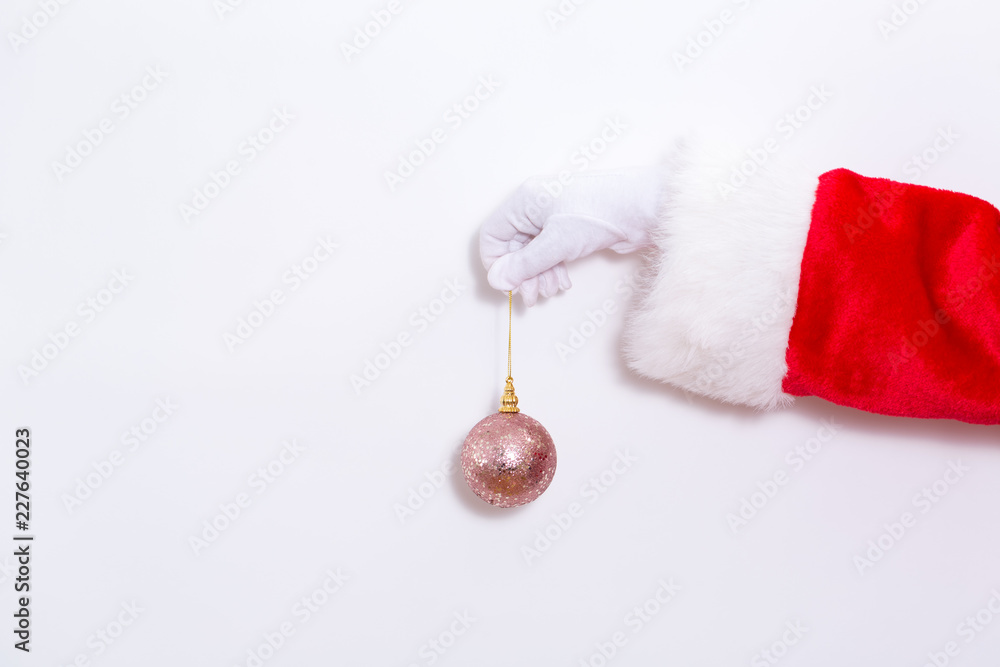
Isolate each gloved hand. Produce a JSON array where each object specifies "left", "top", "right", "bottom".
[{"left": 479, "top": 167, "right": 666, "bottom": 306}]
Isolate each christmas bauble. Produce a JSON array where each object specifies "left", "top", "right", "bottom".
[{"left": 461, "top": 411, "right": 557, "bottom": 508}]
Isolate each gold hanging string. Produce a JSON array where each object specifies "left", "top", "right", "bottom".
[
  {"left": 499, "top": 290, "right": 520, "bottom": 413},
  {"left": 507, "top": 289, "right": 512, "bottom": 379}
]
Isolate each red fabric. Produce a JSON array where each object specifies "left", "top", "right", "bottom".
[{"left": 783, "top": 169, "right": 1000, "bottom": 424}]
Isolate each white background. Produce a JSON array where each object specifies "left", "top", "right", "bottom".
[{"left": 2, "top": 0, "right": 1000, "bottom": 665}]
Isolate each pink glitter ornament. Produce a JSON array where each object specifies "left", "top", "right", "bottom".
[
  {"left": 461, "top": 292, "right": 557, "bottom": 508},
  {"left": 462, "top": 411, "right": 557, "bottom": 508}
]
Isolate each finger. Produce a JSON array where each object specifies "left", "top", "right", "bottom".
[
  {"left": 481, "top": 191, "right": 546, "bottom": 243},
  {"left": 480, "top": 224, "right": 533, "bottom": 270},
  {"left": 486, "top": 222, "right": 573, "bottom": 291},
  {"left": 498, "top": 212, "right": 627, "bottom": 289},
  {"left": 538, "top": 267, "right": 560, "bottom": 299},
  {"left": 518, "top": 276, "right": 539, "bottom": 307},
  {"left": 554, "top": 262, "right": 572, "bottom": 290},
  {"left": 541, "top": 264, "right": 573, "bottom": 298},
  {"left": 479, "top": 186, "right": 547, "bottom": 268}
]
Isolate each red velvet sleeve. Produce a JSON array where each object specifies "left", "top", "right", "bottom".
[{"left": 782, "top": 169, "right": 1000, "bottom": 424}]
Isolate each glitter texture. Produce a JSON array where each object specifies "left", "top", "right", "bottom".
[{"left": 461, "top": 412, "right": 557, "bottom": 508}]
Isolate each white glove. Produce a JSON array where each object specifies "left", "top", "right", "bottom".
[{"left": 479, "top": 167, "right": 665, "bottom": 306}]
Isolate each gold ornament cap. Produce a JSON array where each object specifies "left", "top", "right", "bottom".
[{"left": 499, "top": 376, "right": 520, "bottom": 413}]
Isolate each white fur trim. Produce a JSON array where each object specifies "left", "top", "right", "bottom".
[{"left": 623, "top": 138, "right": 819, "bottom": 410}]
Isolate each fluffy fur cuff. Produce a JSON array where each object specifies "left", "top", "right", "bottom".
[{"left": 623, "top": 138, "right": 819, "bottom": 410}]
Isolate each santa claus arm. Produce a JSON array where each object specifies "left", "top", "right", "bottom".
[
  {"left": 480, "top": 140, "right": 1000, "bottom": 425},
  {"left": 624, "top": 140, "right": 1000, "bottom": 425}
]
